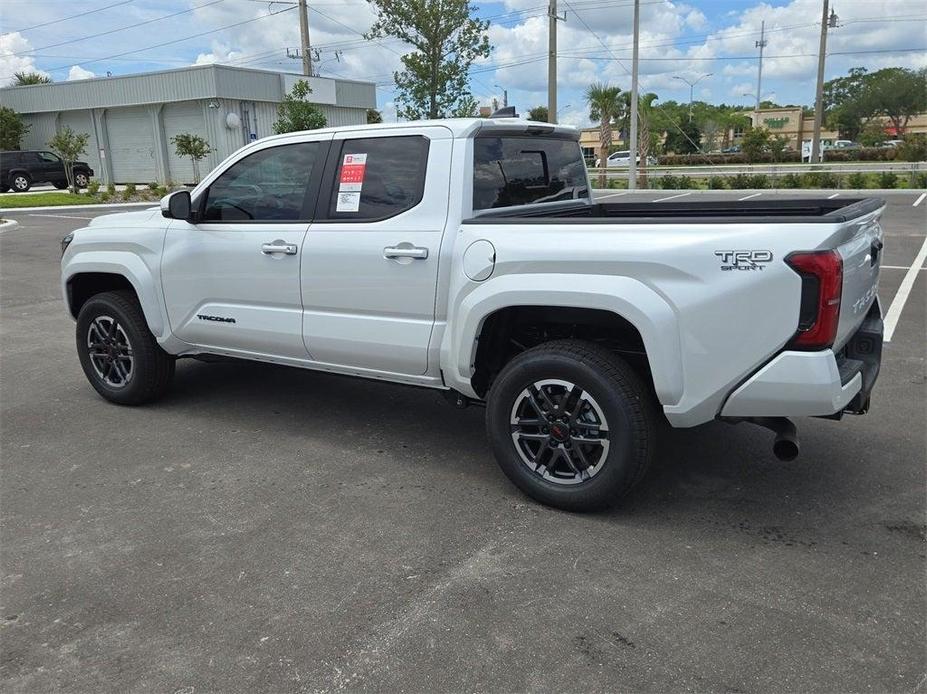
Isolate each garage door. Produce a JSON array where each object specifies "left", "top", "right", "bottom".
[
  {"left": 163, "top": 101, "right": 207, "bottom": 185},
  {"left": 106, "top": 107, "right": 157, "bottom": 183}
]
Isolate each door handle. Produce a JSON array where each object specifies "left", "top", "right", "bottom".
[
  {"left": 383, "top": 246, "right": 428, "bottom": 260},
  {"left": 261, "top": 241, "right": 298, "bottom": 255}
]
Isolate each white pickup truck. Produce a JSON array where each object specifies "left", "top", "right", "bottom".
[{"left": 61, "top": 117, "right": 884, "bottom": 510}]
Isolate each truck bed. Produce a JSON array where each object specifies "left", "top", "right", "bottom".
[{"left": 466, "top": 197, "right": 884, "bottom": 224}]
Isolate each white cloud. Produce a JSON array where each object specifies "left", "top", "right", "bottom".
[
  {"left": 194, "top": 42, "right": 243, "bottom": 66},
  {"left": 0, "top": 32, "right": 49, "bottom": 84},
  {"left": 67, "top": 65, "right": 95, "bottom": 81}
]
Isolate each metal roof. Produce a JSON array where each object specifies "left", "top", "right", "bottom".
[{"left": 0, "top": 64, "right": 375, "bottom": 114}]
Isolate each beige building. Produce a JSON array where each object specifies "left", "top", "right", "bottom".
[{"left": 751, "top": 108, "right": 927, "bottom": 149}]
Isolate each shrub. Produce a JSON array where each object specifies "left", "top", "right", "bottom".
[
  {"left": 708, "top": 175, "right": 726, "bottom": 190},
  {"left": 911, "top": 172, "right": 927, "bottom": 189},
  {"left": 106, "top": 182, "right": 116, "bottom": 196},
  {"left": 747, "top": 174, "right": 768, "bottom": 189},
  {"left": 878, "top": 172, "right": 898, "bottom": 189},
  {"left": 896, "top": 135, "right": 926, "bottom": 162},
  {"left": 86, "top": 180, "right": 100, "bottom": 196},
  {"left": 99, "top": 191, "right": 111, "bottom": 202},
  {"left": 729, "top": 173, "right": 751, "bottom": 189},
  {"left": 781, "top": 173, "right": 802, "bottom": 188},
  {"left": 803, "top": 171, "right": 838, "bottom": 188},
  {"left": 122, "top": 183, "right": 136, "bottom": 201},
  {"left": 847, "top": 172, "right": 868, "bottom": 189}
]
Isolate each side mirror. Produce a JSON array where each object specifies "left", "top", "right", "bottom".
[{"left": 161, "top": 190, "right": 192, "bottom": 220}]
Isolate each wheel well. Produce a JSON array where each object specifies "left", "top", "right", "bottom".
[
  {"left": 471, "top": 306, "right": 653, "bottom": 398},
  {"left": 67, "top": 273, "right": 136, "bottom": 318}
]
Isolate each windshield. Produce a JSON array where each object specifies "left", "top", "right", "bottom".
[{"left": 473, "top": 136, "right": 589, "bottom": 211}]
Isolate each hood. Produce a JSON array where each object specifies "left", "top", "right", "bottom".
[{"left": 87, "top": 208, "right": 161, "bottom": 227}]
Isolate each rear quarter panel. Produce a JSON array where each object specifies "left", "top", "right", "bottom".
[{"left": 444, "top": 219, "right": 848, "bottom": 426}]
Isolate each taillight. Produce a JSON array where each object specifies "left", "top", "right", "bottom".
[{"left": 785, "top": 250, "right": 843, "bottom": 350}]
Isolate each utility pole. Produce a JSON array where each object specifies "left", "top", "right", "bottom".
[
  {"left": 755, "top": 20, "right": 767, "bottom": 113},
  {"left": 628, "top": 0, "right": 640, "bottom": 191},
  {"left": 298, "top": 0, "right": 312, "bottom": 77},
  {"left": 547, "top": 0, "right": 558, "bottom": 123},
  {"left": 495, "top": 84, "right": 508, "bottom": 108},
  {"left": 810, "top": 0, "right": 831, "bottom": 164}
]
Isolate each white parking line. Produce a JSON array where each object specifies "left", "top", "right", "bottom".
[
  {"left": 595, "top": 191, "right": 629, "bottom": 199},
  {"left": 883, "top": 235, "right": 927, "bottom": 343},
  {"left": 913, "top": 192, "right": 926, "bottom": 207},
  {"left": 28, "top": 213, "right": 94, "bottom": 220},
  {"left": 653, "top": 192, "right": 691, "bottom": 202},
  {"left": 827, "top": 192, "right": 840, "bottom": 199},
  {"left": 882, "top": 265, "right": 926, "bottom": 270},
  {"left": 738, "top": 192, "right": 762, "bottom": 201}
]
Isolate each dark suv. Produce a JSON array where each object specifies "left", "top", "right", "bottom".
[{"left": 0, "top": 150, "right": 95, "bottom": 193}]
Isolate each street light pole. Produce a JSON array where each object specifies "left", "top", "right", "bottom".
[
  {"left": 494, "top": 84, "right": 508, "bottom": 108},
  {"left": 673, "top": 73, "right": 712, "bottom": 122}
]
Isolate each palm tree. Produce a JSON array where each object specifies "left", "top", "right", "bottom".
[
  {"left": 585, "top": 82, "right": 622, "bottom": 186},
  {"left": 11, "top": 71, "right": 52, "bottom": 86},
  {"left": 635, "top": 92, "right": 659, "bottom": 187}
]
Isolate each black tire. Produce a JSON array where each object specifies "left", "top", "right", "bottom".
[
  {"left": 486, "top": 339, "right": 656, "bottom": 512},
  {"left": 11, "top": 173, "right": 30, "bottom": 192},
  {"left": 73, "top": 171, "right": 90, "bottom": 188},
  {"left": 54, "top": 181, "right": 68, "bottom": 190},
  {"left": 76, "top": 290, "right": 175, "bottom": 405}
]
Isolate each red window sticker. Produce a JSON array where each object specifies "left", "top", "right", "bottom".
[{"left": 339, "top": 153, "right": 367, "bottom": 192}]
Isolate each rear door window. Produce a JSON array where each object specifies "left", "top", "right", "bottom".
[
  {"left": 473, "top": 136, "right": 588, "bottom": 210},
  {"left": 326, "top": 135, "right": 429, "bottom": 221}
]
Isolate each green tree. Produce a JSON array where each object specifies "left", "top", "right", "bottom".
[
  {"left": 824, "top": 67, "right": 870, "bottom": 139},
  {"left": 47, "top": 126, "right": 89, "bottom": 193},
  {"left": 527, "top": 105, "right": 549, "bottom": 122},
  {"left": 740, "top": 126, "right": 771, "bottom": 162},
  {"left": 635, "top": 92, "right": 660, "bottom": 186},
  {"left": 366, "top": 108, "right": 383, "bottom": 124},
  {"left": 861, "top": 67, "right": 927, "bottom": 137},
  {"left": 272, "top": 79, "right": 327, "bottom": 134},
  {"left": 585, "top": 83, "right": 623, "bottom": 186},
  {"left": 768, "top": 134, "right": 789, "bottom": 162},
  {"left": 0, "top": 106, "right": 30, "bottom": 149},
  {"left": 366, "top": 0, "right": 491, "bottom": 120},
  {"left": 858, "top": 119, "right": 887, "bottom": 147},
  {"left": 10, "top": 71, "right": 51, "bottom": 86},
  {"left": 170, "top": 133, "right": 212, "bottom": 184},
  {"left": 662, "top": 119, "right": 701, "bottom": 154}
]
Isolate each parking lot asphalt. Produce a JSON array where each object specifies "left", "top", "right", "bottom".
[{"left": 1, "top": 191, "right": 925, "bottom": 693}]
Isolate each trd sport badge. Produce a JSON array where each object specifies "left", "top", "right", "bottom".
[{"left": 714, "top": 250, "right": 773, "bottom": 271}]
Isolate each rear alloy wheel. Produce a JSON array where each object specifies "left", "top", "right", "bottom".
[
  {"left": 74, "top": 171, "right": 90, "bottom": 188},
  {"left": 11, "top": 174, "right": 30, "bottom": 192},
  {"left": 487, "top": 339, "right": 656, "bottom": 511},
  {"left": 76, "top": 290, "right": 175, "bottom": 405}
]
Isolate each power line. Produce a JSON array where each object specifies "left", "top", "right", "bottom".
[
  {"left": 1, "top": 5, "right": 298, "bottom": 80},
  {"left": 14, "top": 0, "right": 228, "bottom": 56},
  {"left": 7, "top": 0, "right": 135, "bottom": 34}
]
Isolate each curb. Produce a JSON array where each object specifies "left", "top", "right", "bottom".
[
  {"left": 0, "top": 219, "right": 21, "bottom": 233},
  {"left": 592, "top": 188, "right": 926, "bottom": 194},
  {"left": 0, "top": 202, "right": 156, "bottom": 213}
]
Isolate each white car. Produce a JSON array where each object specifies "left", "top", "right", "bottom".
[
  {"left": 61, "top": 117, "right": 885, "bottom": 511},
  {"left": 599, "top": 150, "right": 657, "bottom": 167}
]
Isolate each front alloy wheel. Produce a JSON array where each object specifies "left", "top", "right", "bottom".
[
  {"left": 74, "top": 172, "right": 89, "bottom": 188},
  {"left": 86, "top": 315, "right": 134, "bottom": 388}
]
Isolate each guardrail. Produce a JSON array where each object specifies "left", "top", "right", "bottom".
[{"left": 586, "top": 160, "right": 927, "bottom": 180}]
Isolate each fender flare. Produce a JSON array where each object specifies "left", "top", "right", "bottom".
[
  {"left": 62, "top": 252, "right": 168, "bottom": 339},
  {"left": 442, "top": 273, "right": 684, "bottom": 406}
]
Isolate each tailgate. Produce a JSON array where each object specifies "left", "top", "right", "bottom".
[{"left": 833, "top": 203, "right": 884, "bottom": 350}]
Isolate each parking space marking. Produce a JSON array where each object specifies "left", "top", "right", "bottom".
[
  {"left": 27, "top": 214, "right": 94, "bottom": 220},
  {"left": 882, "top": 264, "right": 926, "bottom": 270},
  {"left": 913, "top": 192, "right": 926, "bottom": 207},
  {"left": 883, "top": 234, "right": 927, "bottom": 343},
  {"left": 738, "top": 192, "right": 762, "bottom": 201},
  {"left": 595, "top": 191, "right": 629, "bottom": 199},
  {"left": 827, "top": 192, "right": 840, "bottom": 199},
  {"left": 653, "top": 192, "right": 691, "bottom": 202}
]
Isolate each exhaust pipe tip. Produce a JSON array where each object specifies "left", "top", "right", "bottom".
[{"left": 772, "top": 436, "right": 800, "bottom": 462}]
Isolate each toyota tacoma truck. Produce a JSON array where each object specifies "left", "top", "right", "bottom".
[{"left": 60, "top": 117, "right": 884, "bottom": 511}]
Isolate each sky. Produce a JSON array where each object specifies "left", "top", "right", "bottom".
[{"left": 1, "top": 0, "right": 925, "bottom": 128}]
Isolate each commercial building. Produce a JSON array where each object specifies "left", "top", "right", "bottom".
[
  {"left": 751, "top": 107, "right": 927, "bottom": 149},
  {"left": 0, "top": 64, "right": 376, "bottom": 184}
]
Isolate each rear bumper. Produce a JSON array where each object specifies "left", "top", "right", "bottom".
[{"left": 721, "top": 301, "right": 882, "bottom": 418}]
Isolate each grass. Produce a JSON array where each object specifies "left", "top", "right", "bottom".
[{"left": 0, "top": 192, "right": 107, "bottom": 208}]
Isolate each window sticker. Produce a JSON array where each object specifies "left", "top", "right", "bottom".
[
  {"left": 339, "top": 153, "right": 367, "bottom": 193},
  {"left": 336, "top": 191, "right": 361, "bottom": 212}
]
